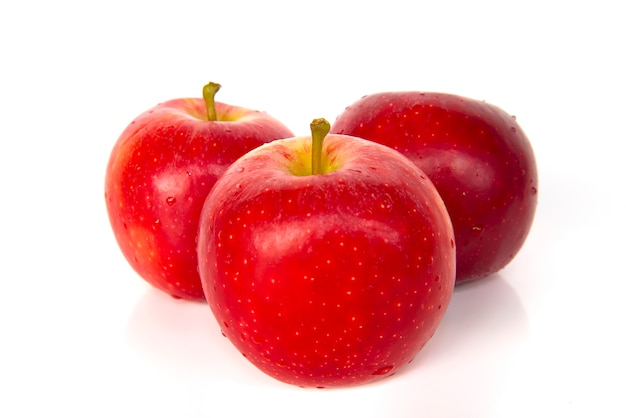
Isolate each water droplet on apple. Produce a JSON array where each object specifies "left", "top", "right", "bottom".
[
  {"left": 252, "top": 334, "right": 267, "bottom": 345},
  {"left": 531, "top": 186, "right": 538, "bottom": 195},
  {"left": 372, "top": 365, "right": 394, "bottom": 375},
  {"left": 471, "top": 224, "right": 484, "bottom": 236},
  {"left": 236, "top": 166, "right": 245, "bottom": 173},
  {"left": 510, "top": 126, "right": 517, "bottom": 133},
  {"left": 166, "top": 196, "right": 176, "bottom": 206}
]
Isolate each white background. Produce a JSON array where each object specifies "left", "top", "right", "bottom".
[{"left": 1, "top": 1, "right": 624, "bottom": 417}]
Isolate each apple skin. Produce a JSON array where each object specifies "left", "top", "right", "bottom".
[
  {"left": 197, "top": 133, "right": 455, "bottom": 387},
  {"left": 330, "top": 92, "right": 538, "bottom": 283},
  {"left": 105, "top": 97, "right": 293, "bottom": 301}
]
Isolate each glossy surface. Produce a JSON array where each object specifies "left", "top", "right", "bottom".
[
  {"left": 197, "top": 134, "right": 455, "bottom": 387},
  {"left": 331, "top": 93, "right": 538, "bottom": 283},
  {"left": 105, "top": 99, "right": 293, "bottom": 300}
]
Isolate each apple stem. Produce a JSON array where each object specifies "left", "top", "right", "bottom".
[
  {"left": 310, "top": 118, "right": 331, "bottom": 175},
  {"left": 203, "top": 82, "right": 221, "bottom": 121}
]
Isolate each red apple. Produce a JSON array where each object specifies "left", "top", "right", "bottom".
[
  {"left": 105, "top": 83, "right": 293, "bottom": 301},
  {"left": 197, "top": 119, "right": 455, "bottom": 387},
  {"left": 331, "top": 92, "right": 538, "bottom": 283}
]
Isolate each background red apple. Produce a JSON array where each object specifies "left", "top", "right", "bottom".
[
  {"left": 197, "top": 119, "right": 455, "bottom": 387},
  {"left": 105, "top": 83, "right": 294, "bottom": 301},
  {"left": 331, "top": 92, "right": 538, "bottom": 283}
]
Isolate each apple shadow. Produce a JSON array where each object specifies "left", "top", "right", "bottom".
[
  {"left": 399, "top": 273, "right": 530, "bottom": 375},
  {"left": 125, "top": 273, "right": 529, "bottom": 396},
  {"left": 124, "top": 288, "right": 279, "bottom": 387},
  {"left": 358, "top": 274, "right": 531, "bottom": 418}
]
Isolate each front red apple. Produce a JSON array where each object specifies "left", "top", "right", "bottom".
[
  {"left": 331, "top": 92, "right": 538, "bottom": 283},
  {"left": 197, "top": 119, "right": 455, "bottom": 387},
  {"left": 105, "top": 83, "right": 293, "bottom": 301}
]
